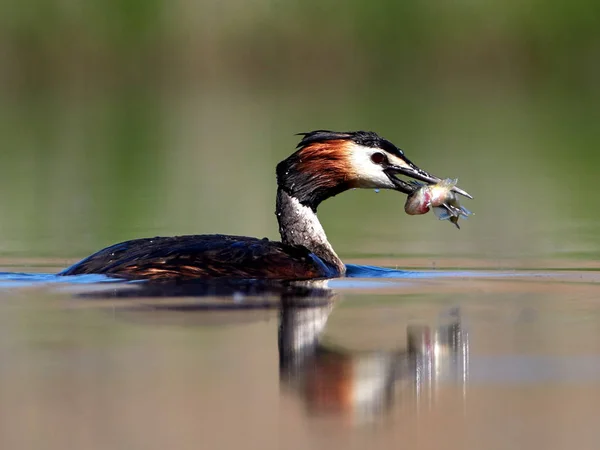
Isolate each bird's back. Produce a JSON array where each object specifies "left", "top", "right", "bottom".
[{"left": 59, "top": 234, "right": 339, "bottom": 281}]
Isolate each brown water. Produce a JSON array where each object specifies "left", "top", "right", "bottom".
[{"left": 0, "top": 260, "right": 599, "bottom": 450}]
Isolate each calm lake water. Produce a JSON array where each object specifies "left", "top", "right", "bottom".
[
  {"left": 0, "top": 259, "right": 599, "bottom": 450},
  {"left": 2, "top": 46, "right": 600, "bottom": 449},
  {"left": 2, "top": 0, "right": 600, "bottom": 446}
]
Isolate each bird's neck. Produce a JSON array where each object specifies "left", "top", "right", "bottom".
[{"left": 276, "top": 188, "right": 345, "bottom": 276}]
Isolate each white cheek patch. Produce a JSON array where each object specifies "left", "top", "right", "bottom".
[{"left": 346, "top": 143, "right": 396, "bottom": 189}]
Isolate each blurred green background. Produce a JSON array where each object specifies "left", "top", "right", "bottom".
[{"left": 1, "top": 0, "right": 599, "bottom": 263}]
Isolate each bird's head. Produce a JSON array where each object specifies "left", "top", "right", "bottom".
[{"left": 276, "top": 130, "right": 471, "bottom": 210}]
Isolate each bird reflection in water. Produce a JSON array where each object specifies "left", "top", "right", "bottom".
[
  {"left": 279, "top": 304, "right": 469, "bottom": 423},
  {"left": 77, "top": 279, "right": 469, "bottom": 422}
]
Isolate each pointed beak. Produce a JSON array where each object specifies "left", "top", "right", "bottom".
[{"left": 384, "top": 155, "right": 473, "bottom": 199}]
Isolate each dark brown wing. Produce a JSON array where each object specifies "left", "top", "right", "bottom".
[{"left": 59, "top": 234, "right": 338, "bottom": 281}]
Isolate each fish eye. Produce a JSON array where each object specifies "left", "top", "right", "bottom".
[{"left": 370, "top": 152, "right": 386, "bottom": 164}]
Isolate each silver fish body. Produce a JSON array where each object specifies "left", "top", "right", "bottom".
[{"left": 404, "top": 179, "right": 472, "bottom": 228}]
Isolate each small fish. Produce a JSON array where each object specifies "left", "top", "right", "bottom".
[{"left": 404, "top": 179, "right": 472, "bottom": 229}]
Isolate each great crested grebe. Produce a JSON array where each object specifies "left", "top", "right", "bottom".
[{"left": 59, "top": 130, "right": 470, "bottom": 281}]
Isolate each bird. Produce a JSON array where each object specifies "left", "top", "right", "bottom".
[{"left": 59, "top": 130, "right": 471, "bottom": 281}]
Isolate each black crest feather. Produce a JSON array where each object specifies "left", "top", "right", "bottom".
[{"left": 296, "top": 130, "right": 404, "bottom": 156}]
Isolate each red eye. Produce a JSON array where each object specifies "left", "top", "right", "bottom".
[{"left": 370, "top": 152, "right": 386, "bottom": 164}]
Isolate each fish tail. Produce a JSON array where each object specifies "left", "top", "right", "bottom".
[{"left": 459, "top": 206, "right": 473, "bottom": 217}]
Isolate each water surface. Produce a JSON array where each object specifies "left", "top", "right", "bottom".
[
  {"left": 0, "top": 260, "right": 598, "bottom": 450},
  {"left": 2, "top": 2, "right": 600, "bottom": 447}
]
